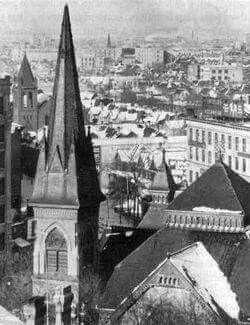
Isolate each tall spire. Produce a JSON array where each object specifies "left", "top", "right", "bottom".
[
  {"left": 107, "top": 34, "right": 111, "bottom": 48},
  {"left": 31, "top": 5, "right": 104, "bottom": 207},
  {"left": 47, "top": 4, "right": 86, "bottom": 171}
]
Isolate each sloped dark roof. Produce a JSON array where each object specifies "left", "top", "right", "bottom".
[
  {"left": 167, "top": 161, "right": 250, "bottom": 215},
  {"left": 18, "top": 54, "right": 36, "bottom": 88},
  {"left": 100, "top": 227, "right": 243, "bottom": 309},
  {"left": 139, "top": 161, "right": 250, "bottom": 230}
]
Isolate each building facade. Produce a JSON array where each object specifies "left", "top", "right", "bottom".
[{"left": 187, "top": 118, "right": 250, "bottom": 184}]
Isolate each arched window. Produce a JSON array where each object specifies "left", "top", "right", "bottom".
[{"left": 45, "top": 228, "right": 68, "bottom": 274}]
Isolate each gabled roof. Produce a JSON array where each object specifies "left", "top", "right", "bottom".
[
  {"left": 18, "top": 53, "right": 36, "bottom": 88},
  {"left": 100, "top": 227, "right": 242, "bottom": 310}
]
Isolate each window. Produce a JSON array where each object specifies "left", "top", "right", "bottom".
[
  {"left": 29, "top": 92, "right": 33, "bottom": 108},
  {"left": 0, "top": 126, "right": 4, "bottom": 143},
  {"left": 196, "top": 129, "right": 199, "bottom": 141},
  {"left": 208, "top": 151, "right": 212, "bottom": 164},
  {"left": 0, "top": 151, "right": 4, "bottom": 169},
  {"left": 243, "top": 158, "right": 246, "bottom": 172},
  {"left": 225, "top": 69, "right": 228, "bottom": 74},
  {"left": 195, "top": 148, "right": 199, "bottom": 161},
  {"left": 228, "top": 136, "right": 232, "bottom": 149},
  {"left": 221, "top": 134, "right": 225, "bottom": 144},
  {"left": 0, "top": 233, "right": 4, "bottom": 251},
  {"left": 208, "top": 132, "right": 212, "bottom": 145},
  {"left": 212, "top": 70, "right": 216, "bottom": 74},
  {"left": 0, "top": 97, "right": 3, "bottom": 115},
  {"left": 189, "top": 147, "right": 193, "bottom": 160},
  {"left": 235, "top": 137, "right": 239, "bottom": 151},
  {"left": 218, "top": 70, "right": 222, "bottom": 74},
  {"left": 242, "top": 138, "right": 246, "bottom": 153},
  {"left": 235, "top": 157, "right": 239, "bottom": 170},
  {"left": 202, "top": 130, "right": 205, "bottom": 143},
  {"left": 189, "top": 170, "right": 193, "bottom": 183},
  {"left": 218, "top": 76, "right": 222, "bottom": 81},
  {"left": 0, "top": 205, "right": 4, "bottom": 223},
  {"left": 46, "top": 228, "right": 68, "bottom": 274},
  {"left": 214, "top": 133, "right": 218, "bottom": 143},
  {"left": 23, "top": 94, "right": 27, "bottom": 108},
  {"left": 0, "top": 178, "right": 4, "bottom": 196},
  {"left": 202, "top": 149, "right": 205, "bottom": 162},
  {"left": 228, "top": 155, "right": 232, "bottom": 167}
]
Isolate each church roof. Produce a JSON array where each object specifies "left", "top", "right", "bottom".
[
  {"left": 139, "top": 161, "right": 250, "bottom": 230},
  {"left": 18, "top": 53, "right": 36, "bottom": 88},
  {"left": 31, "top": 5, "right": 104, "bottom": 207},
  {"left": 100, "top": 227, "right": 243, "bottom": 310},
  {"left": 168, "top": 161, "right": 250, "bottom": 214}
]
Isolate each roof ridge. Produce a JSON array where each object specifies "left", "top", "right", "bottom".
[{"left": 221, "top": 161, "right": 244, "bottom": 213}]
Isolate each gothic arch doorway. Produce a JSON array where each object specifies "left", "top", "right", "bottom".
[{"left": 45, "top": 228, "right": 68, "bottom": 275}]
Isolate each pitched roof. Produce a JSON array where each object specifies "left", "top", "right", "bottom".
[
  {"left": 18, "top": 53, "right": 36, "bottom": 88},
  {"left": 100, "top": 227, "right": 242, "bottom": 310},
  {"left": 139, "top": 161, "right": 250, "bottom": 230},
  {"left": 168, "top": 161, "right": 250, "bottom": 214}
]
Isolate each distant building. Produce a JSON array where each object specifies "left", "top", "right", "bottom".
[
  {"left": 186, "top": 118, "right": 250, "bottom": 184},
  {"left": 188, "top": 62, "right": 243, "bottom": 84},
  {"left": 13, "top": 54, "right": 38, "bottom": 131}
]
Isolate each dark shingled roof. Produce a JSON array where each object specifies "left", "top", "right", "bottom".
[
  {"left": 139, "top": 161, "right": 250, "bottom": 230},
  {"left": 100, "top": 227, "right": 243, "bottom": 310}
]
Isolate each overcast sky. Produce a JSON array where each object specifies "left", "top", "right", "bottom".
[{"left": 1, "top": 0, "right": 250, "bottom": 41}]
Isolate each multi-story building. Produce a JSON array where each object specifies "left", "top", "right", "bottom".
[
  {"left": 187, "top": 118, "right": 250, "bottom": 184},
  {"left": 188, "top": 61, "right": 243, "bottom": 83},
  {"left": 135, "top": 46, "right": 164, "bottom": 67}
]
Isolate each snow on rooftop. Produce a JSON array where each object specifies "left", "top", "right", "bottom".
[
  {"left": 192, "top": 207, "right": 242, "bottom": 214},
  {"left": 171, "top": 242, "right": 240, "bottom": 320}
]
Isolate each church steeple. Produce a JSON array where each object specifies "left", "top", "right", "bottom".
[
  {"left": 47, "top": 4, "right": 86, "bottom": 171},
  {"left": 31, "top": 4, "right": 104, "bottom": 207}
]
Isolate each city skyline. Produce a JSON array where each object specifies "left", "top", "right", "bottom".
[{"left": 2, "top": 0, "right": 250, "bottom": 42}]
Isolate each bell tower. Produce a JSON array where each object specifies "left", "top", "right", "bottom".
[
  {"left": 13, "top": 53, "right": 38, "bottom": 131},
  {"left": 30, "top": 5, "right": 105, "bottom": 301}
]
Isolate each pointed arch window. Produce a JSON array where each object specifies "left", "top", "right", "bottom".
[{"left": 45, "top": 228, "right": 68, "bottom": 274}]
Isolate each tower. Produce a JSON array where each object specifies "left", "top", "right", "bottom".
[
  {"left": 30, "top": 5, "right": 105, "bottom": 301},
  {"left": 13, "top": 53, "right": 38, "bottom": 131}
]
